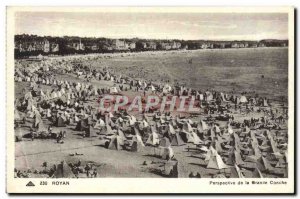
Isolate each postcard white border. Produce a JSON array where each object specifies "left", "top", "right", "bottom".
[{"left": 6, "top": 6, "right": 295, "bottom": 194}]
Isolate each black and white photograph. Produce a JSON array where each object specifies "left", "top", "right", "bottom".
[{"left": 6, "top": 6, "right": 295, "bottom": 194}]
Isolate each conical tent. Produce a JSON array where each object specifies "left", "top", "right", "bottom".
[
  {"left": 52, "top": 161, "right": 75, "bottom": 178},
  {"left": 227, "top": 124, "right": 234, "bottom": 134},
  {"left": 55, "top": 116, "right": 66, "bottom": 127},
  {"left": 183, "top": 122, "right": 193, "bottom": 133},
  {"left": 110, "top": 87, "right": 118, "bottom": 94},
  {"left": 275, "top": 158, "right": 286, "bottom": 168},
  {"left": 170, "top": 133, "right": 185, "bottom": 146},
  {"left": 263, "top": 99, "right": 268, "bottom": 107},
  {"left": 35, "top": 117, "right": 47, "bottom": 132},
  {"left": 146, "top": 131, "right": 160, "bottom": 146},
  {"left": 205, "top": 146, "right": 218, "bottom": 162},
  {"left": 240, "top": 95, "right": 248, "bottom": 103},
  {"left": 234, "top": 164, "right": 245, "bottom": 178},
  {"left": 131, "top": 135, "right": 145, "bottom": 152},
  {"left": 160, "top": 146, "right": 174, "bottom": 160},
  {"left": 207, "top": 152, "right": 229, "bottom": 170},
  {"left": 107, "top": 136, "right": 123, "bottom": 150},
  {"left": 75, "top": 118, "right": 89, "bottom": 131},
  {"left": 215, "top": 140, "right": 223, "bottom": 153},
  {"left": 163, "top": 160, "right": 178, "bottom": 177},
  {"left": 202, "top": 120, "right": 209, "bottom": 130},
  {"left": 162, "top": 84, "right": 172, "bottom": 93},
  {"left": 168, "top": 124, "right": 176, "bottom": 135},
  {"left": 160, "top": 137, "right": 171, "bottom": 147},
  {"left": 94, "top": 119, "right": 105, "bottom": 129},
  {"left": 14, "top": 109, "right": 22, "bottom": 121},
  {"left": 187, "top": 132, "right": 202, "bottom": 145}
]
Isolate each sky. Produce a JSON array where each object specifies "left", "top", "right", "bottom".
[{"left": 15, "top": 12, "right": 288, "bottom": 40}]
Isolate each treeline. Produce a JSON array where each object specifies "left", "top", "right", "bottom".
[{"left": 14, "top": 34, "right": 289, "bottom": 59}]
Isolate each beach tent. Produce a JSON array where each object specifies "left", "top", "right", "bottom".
[
  {"left": 110, "top": 87, "right": 118, "bottom": 94},
  {"left": 205, "top": 91, "right": 213, "bottom": 101},
  {"left": 160, "top": 146, "right": 174, "bottom": 160},
  {"left": 187, "top": 132, "right": 202, "bottom": 145},
  {"left": 146, "top": 131, "right": 160, "bottom": 146},
  {"left": 234, "top": 150, "right": 245, "bottom": 166},
  {"left": 275, "top": 158, "right": 286, "bottom": 168},
  {"left": 163, "top": 160, "right": 179, "bottom": 177},
  {"left": 54, "top": 116, "right": 66, "bottom": 127},
  {"left": 170, "top": 133, "right": 185, "bottom": 146},
  {"left": 182, "top": 122, "right": 193, "bottom": 133},
  {"left": 15, "top": 128, "right": 23, "bottom": 141},
  {"left": 240, "top": 95, "right": 248, "bottom": 103},
  {"left": 162, "top": 84, "right": 172, "bottom": 94},
  {"left": 168, "top": 124, "right": 176, "bottom": 134},
  {"left": 220, "top": 92, "right": 227, "bottom": 101},
  {"left": 227, "top": 124, "right": 234, "bottom": 134},
  {"left": 150, "top": 85, "right": 156, "bottom": 91},
  {"left": 75, "top": 118, "right": 89, "bottom": 131},
  {"left": 132, "top": 133, "right": 145, "bottom": 148},
  {"left": 198, "top": 120, "right": 209, "bottom": 132},
  {"left": 52, "top": 161, "right": 75, "bottom": 178},
  {"left": 160, "top": 137, "right": 171, "bottom": 147},
  {"left": 142, "top": 120, "right": 149, "bottom": 128},
  {"left": 263, "top": 99, "right": 269, "bottom": 107},
  {"left": 205, "top": 146, "right": 218, "bottom": 161},
  {"left": 14, "top": 109, "right": 22, "bottom": 121},
  {"left": 215, "top": 140, "right": 223, "bottom": 153},
  {"left": 94, "top": 119, "right": 106, "bottom": 129},
  {"left": 107, "top": 135, "right": 124, "bottom": 150},
  {"left": 131, "top": 138, "right": 144, "bottom": 152},
  {"left": 234, "top": 164, "right": 245, "bottom": 178},
  {"left": 207, "top": 151, "right": 229, "bottom": 170},
  {"left": 213, "top": 124, "right": 221, "bottom": 134}
]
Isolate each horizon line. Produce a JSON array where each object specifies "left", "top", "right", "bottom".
[{"left": 15, "top": 33, "right": 289, "bottom": 42}]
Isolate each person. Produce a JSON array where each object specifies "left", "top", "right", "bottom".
[
  {"left": 76, "top": 159, "right": 81, "bottom": 167},
  {"left": 48, "top": 125, "right": 53, "bottom": 137},
  {"left": 30, "top": 129, "right": 34, "bottom": 141},
  {"left": 57, "top": 131, "right": 63, "bottom": 143},
  {"left": 85, "top": 164, "right": 91, "bottom": 178},
  {"left": 92, "top": 168, "right": 98, "bottom": 177}
]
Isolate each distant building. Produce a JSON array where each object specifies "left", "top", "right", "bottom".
[
  {"left": 147, "top": 42, "right": 157, "bottom": 50},
  {"left": 27, "top": 43, "right": 36, "bottom": 51},
  {"left": 85, "top": 43, "right": 99, "bottom": 51},
  {"left": 112, "top": 39, "right": 128, "bottom": 50},
  {"left": 51, "top": 43, "right": 59, "bottom": 52},
  {"left": 43, "top": 40, "right": 50, "bottom": 52},
  {"left": 200, "top": 43, "right": 209, "bottom": 49},
  {"left": 34, "top": 39, "right": 50, "bottom": 52},
  {"left": 15, "top": 38, "right": 51, "bottom": 53},
  {"left": 160, "top": 42, "right": 172, "bottom": 50},
  {"left": 68, "top": 39, "right": 85, "bottom": 51},
  {"left": 128, "top": 42, "right": 136, "bottom": 50},
  {"left": 231, "top": 42, "right": 239, "bottom": 48},
  {"left": 182, "top": 44, "right": 188, "bottom": 50},
  {"left": 250, "top": 43, "right": 258, "bottom": 48},
  {"left": 171, "top": 41, "right": 181, "bottom": 49},
  {"left": 220, "top": 43, "right": 226, "bottom": 49}
]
